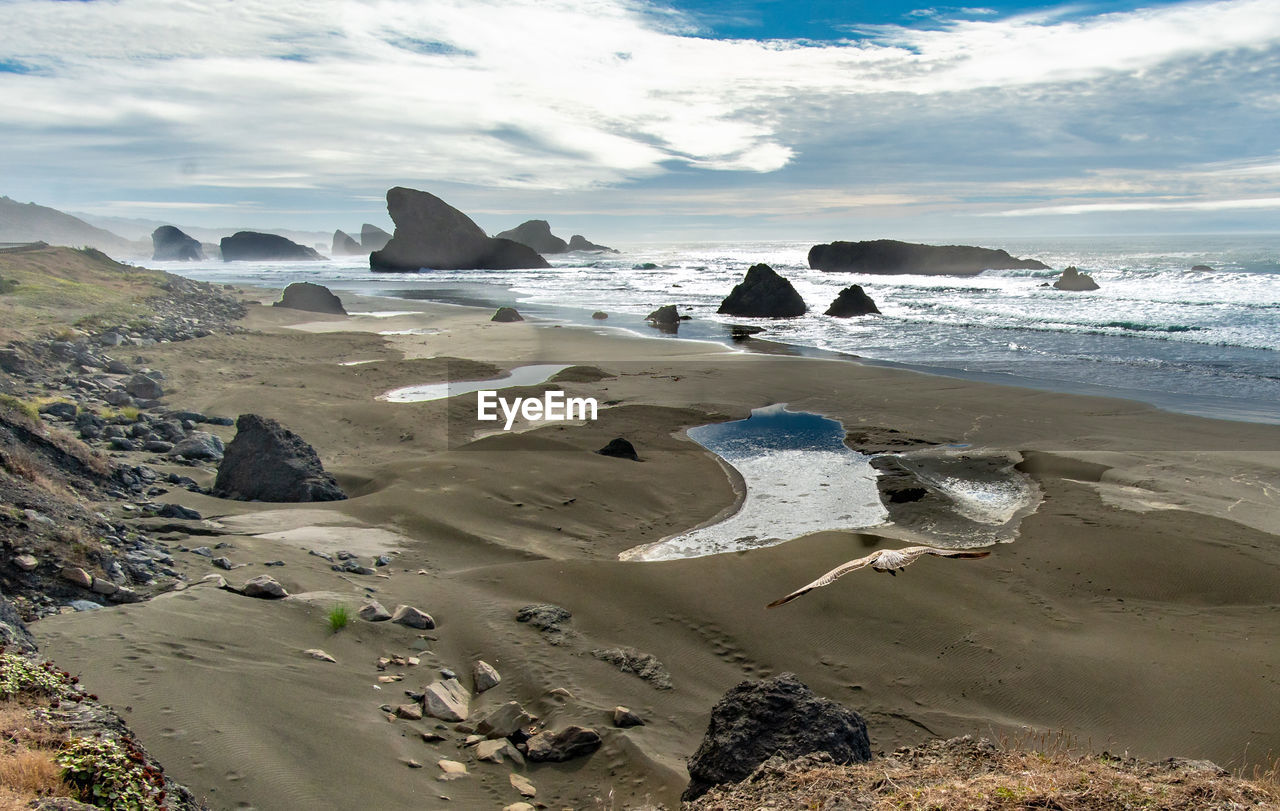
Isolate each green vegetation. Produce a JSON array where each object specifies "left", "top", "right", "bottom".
[
  {"left": 0, "top": 276, "right": 18, "bottom": 294},
  {"left": 0, "top": 393, "right": 40, "bottom": 423},
  {"left": 0, "top": 654, "right": 71, "bottom": 700},
  {"left": 56, "top": 737, "right": 166, "bottom": 811},
  {"left": 326, "top": 603, "right": 352, "bottom": 633}
]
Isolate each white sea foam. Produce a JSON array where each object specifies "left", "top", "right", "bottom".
[{"left": 377, "top": 364, "right": 572, "bottom": 403}]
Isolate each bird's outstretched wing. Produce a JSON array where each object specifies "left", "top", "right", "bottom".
[
  {"left": 765, "top": 551, "right": 880, "bottom": 608},
  {"left": 903, "top": 546, "right": 993, "bottom": 563}
]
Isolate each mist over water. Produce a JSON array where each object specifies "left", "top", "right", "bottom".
[{"left": 163, "top": 233, "right": 1280, "bottom": 424}]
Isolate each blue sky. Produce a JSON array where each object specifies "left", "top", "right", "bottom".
[{"left": 1, "top": 0, "right": 1279, "bottom": 241}]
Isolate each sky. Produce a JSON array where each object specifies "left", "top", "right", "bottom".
[{"left": 2, "top": 0, "right": 1279, "bottom": 242}]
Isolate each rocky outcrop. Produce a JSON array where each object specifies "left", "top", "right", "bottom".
[
  {"left": 683, "top": 673, "right": 872, "bottom": 801},
  {"left": 220, "top": 231, "right": 324, "bottom": 261},
  {"left": 369, "top": 187, "right": 549, "bottom": 271},
  {"left": 273, "top": 281, "right": 347, "bottom": 315},
  {"left": 568, "top": 234, "right": 617, "bottom": 253},
  {"left": 151, "top": 225, "right": 204, "bottom": 261},
  {"left": 491, "top": 307, "right": 523, "bottom": 322},
  {"left": 596, "top": 437, "right": 639, "bottom": 461},
  {"left": 361, "top": 223, "right": 392, "bottom": 252},
  {"left": 496, "top": 220, "right": 568, "bottom": 254},
  {"left": 717, "top": 264, "right": 807, "bottom": 318},
  {"left": 212, "top": 414, "right": 346, "bottom": 502},
  {"left": 332, "top": 230, "right": 364, "bottom": 255},
  {"left": 1053, "top": 266, "right": 1100, "bottom": 291},
  {"left": 808, "top": 240, "right": 1049, "bottom": 275},
  {"left": 825, "top": 284, "right": 880, "bottom": 317}
]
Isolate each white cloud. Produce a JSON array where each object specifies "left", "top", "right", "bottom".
[{"left": 989, "top": 196, "right": 1280, "bottom": 216}]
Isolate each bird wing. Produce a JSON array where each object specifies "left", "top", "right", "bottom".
[
  {"left": 765, "top": 551, "right": 880, "bottom": 608},
  {"left": 915, "top": 546, "right": 992, "bottom": 561}
]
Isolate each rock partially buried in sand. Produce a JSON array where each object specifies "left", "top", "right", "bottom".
[
  {"left": 242, "top": 575, "right": 288, "bottom": 599},
  {"left": 304, "top": 649, "right": 337, "bottom": 663},
  {"left": 523, "top": 725, "right": 602, "bottom": 762},
  {"left": 437, "top": 759, "right": 468, "bottom": 780},
  {"left": 476, "top": 701, "right": 535, "bottom": 739},
  {"left": 391, "top": 604, "right": 435, "bottom": 629},
  {"left": 358, "top": 600, "right": 392, "bottom": 622},
  {"left": 717, "top": 264, "right": 807, "bottom": 318},
  {"left": 683, "top": 672, "right": 871, "bottom": 801},
  {"left": 423, "top": 678, "right": 471, "bottom": 722},
  {"left": 596, "top": 437, "right": 639, "bottom": 461},
  {"left": 516, "top": 603, "right": 572, "bottom": 632},
  {"left": 613, "top": 706, "right": 644, "bottom": 727},
  {"left": 825, "top": 284, "right": 881, "bottom": 317},
  {"left": 509, "top": 774, "right": 537, "bottom": 798},
  {"left": 491, "top": 307, "right": 523, "bottom": 322},
  {"left": 1053, "top": 266, "right": 1101, "bottom": 291},
  {"left": 273, "top": 282, "right": 347, "bottom": 315},
  {"left": 591, "top": 647, "right": 672, "bottom": 689},
  {"left": 473, "top": 660, "right": 501, "bottom": 693},
  {"left": 475, "top": 739, "right": 523, "bottom": 764},
  {"left": 213, "top": 414, "right": 346, "bottom": 502}
]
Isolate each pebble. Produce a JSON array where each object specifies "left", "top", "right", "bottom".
[{"left": 211, "top": 557, "right": 235, "bottom": 570}]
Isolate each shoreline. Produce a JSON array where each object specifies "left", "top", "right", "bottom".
[{"left": 21, "top": 282, "right": 1280, "bottom": 809}]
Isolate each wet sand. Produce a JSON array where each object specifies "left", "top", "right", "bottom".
[{"left": 33, "top": 294, "right": 1280, "bottom": 810}]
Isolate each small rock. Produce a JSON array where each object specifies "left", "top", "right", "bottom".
[
  {"left": 60, "top": 567, "right": 94, "bottom": 589},
  {"left": 476, "top": 701, "right": 535, "bottom": 739},
  {"left": 241, "top": 574, "right": 288, "bottom": 599},
  {"left": 491, "top": 307, "right": 523, "bottom": 322},
  {"left": 126, "top": 374, "right": 164, "bottom": 400},
  {"left": 304, "top": 649, "right": 337, "bottom": 663},
  {"left": 437, "top": 759, "right": 468, "bottom": 780},
  {"left": 198, "top": 574, "right": 227, "bottom": 588},
  {"left": 395, "top": 704, "right": 425, "bottom": 721},
  {"left": 156, "top": 503, "right": 202, "bottom": 520},
  {"left": 421, "top": 731, "right": 446, "bottom": 743},
  {"left": 211, "top": 557, "right": 235, "bottom": 570},
  {"left": 90, "top": 579, "right": 119, "bottom": 597},
  {"left": 591, "top": 311, "right": 608, "bottom": 320},
  {"left": 509, "top": 773, "right": 537, "bottom": 798},
  {"left": 405, "top": 759, "right": 423, "bottom": 769},
  {"left": 472, "top": 660, "right": 501, "bottom": 693},
  {"left": 613, "top": 706, "right": 645, "bottom": 727},
  {"left": 391, "top": 604, "right": 435, "bottom": 629},
  {"left": 68, "top": 600, "right": 102, "bottom": 612},
  {"left": 13, "top": 554, "right": 39, "bottom": 572},
  {"left": 596, "top": 437, "right": 639, "bottom": 461},
  {"left": 109, "top": 587, "right": 143, "bottom": 604},
  {"left": 476, "top": 739, "right": 524, "bottom": 765},
  {"left": 523, "top": 726, "right": 602, "bottom": 762},
  {"left": 190, "top": 546, "right": 213, "bottom": 557},
  {"left": 358, "top": 600, "right": 392, "bottom": 622}
]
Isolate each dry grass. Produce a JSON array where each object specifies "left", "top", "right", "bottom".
[
  {"left": 687, "top": 737, "right": 1280, "bottom": 811},
  {"left": 0, "top": 703, "right": 71, "bottom": 807}
]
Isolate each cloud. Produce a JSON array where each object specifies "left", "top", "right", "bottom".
[
  {"left": 988, "top": 196, "right": 1280, "bottom": 216},
  {"left": 0, "top": 0, "right": 1277, "bottom": 232}
]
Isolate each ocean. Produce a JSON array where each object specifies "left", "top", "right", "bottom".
[{"left": 159, "top": 233, "right": 1280, "bottom": 425}]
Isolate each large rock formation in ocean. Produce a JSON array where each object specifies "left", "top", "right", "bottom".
[
  {"left": 717, "top": 264, "right": 807, "bottom": 318},
  {"left": 332, "top": 229, "right": 364, "bottom": 255},
  {"left": 825, "top": 284, "right": 880, "bottom": 317},
  {"left": 273, "top": 282, "right": 347, "bottom": 315},
  {"left": 1053, "top": 266, "right": 1101, "bottom": 291},
  {"left": 808, "top": 239, "right": 1049, "bottom": 275},
  {"left": 369, "top": 187, "right": 550, "bottom": 271},
  {"left": 220, "top": 231, "right": 324, "bottom": 261},
  {"left": 361, "top": 223, "right": 392, "bottom": 252},
  {"left": 213, "top": 414, "right": 346, "bottom": 502},
  {"left": 151, "top": 225, "right": 205, "bottom": 261},
  {"left": 568, "top": 234, "right": 618, "bottom": 253},
  {"left": 496, "top": 220, "right": 568, "bottom": 254},
  {"left": 683, "top": 673, "right": 872, "bottom": 801}
]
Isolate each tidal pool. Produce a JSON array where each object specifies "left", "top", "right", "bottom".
[{"left": 377, "top": 363, "right": 572, "bottom": 403}]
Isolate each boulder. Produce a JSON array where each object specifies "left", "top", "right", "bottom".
[
  {"left": 242, "top": 575, "right": 288, "bottom": 599},
  {"left": 683, "top": 672, "right": 871, "bottom": 801},
  {"left": 824, "top": 284, "right": 881, "bottom": 317},
  {"left": 495, "top": 220, "right": 568, "bottom": 254},
  {"left": 332, "top": 230, "right": 364, "bottom": 256},
  {"left": 591, "top": 311, "right": 608, "bottom": 320},
  {"left": 169, "top": 431, "right": 224, "bottom": 462},
  {"left": 596, "top": 437, "right": 639, "bottom": 461},
  {"left": 646, "top": 304, "right": 681, "bottom": 325},
  {"left": 808, "top": 240, "right": 1049, "bottom": 275},
  {"left": 125, "top": 374, "right": 164, "bottom": 400},
  {"left": 472, "top": 660, "right": 501, "bottom": 693},
  {"left": 422, "top": 678, "right": 471, "bottom": 722},
  {"left": 151, "top": 225, "right": 204, "bottom": 261},
  {"left": 273, "top": 282, "right": 347, "bottom": 315},
  {"left": 220, "top": 231, "right": 324, "bottom": 261},
  {"left": 1053, "top": 266, "right": 1101, "bottom": 291},
  {"left": 523, "top": 726, "right": 602, "bottom": 762},
  {"left": 391, "top": 604, "right": 435, "bottom": 629},
  {"left": 568, "top": 234, "right": 617, "bottom": 253},
  {"left": 360, "top": 223, "right": 392, "bottom": 252},
  {"left": 369, "top": 187, "right": 550, "bottom": 271},
  {"left": 491, "top": 307, "right": 523, "bottom": 322},
  {"left": 212, "top": 414, "right": 346, "bottom": 502},
  {"left": 717, "top": 264, "right": 807, "bottom": 318}
]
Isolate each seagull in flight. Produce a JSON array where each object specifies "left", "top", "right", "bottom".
[{"left": 766, "top": 545, "right": 992, "bottom": 608}]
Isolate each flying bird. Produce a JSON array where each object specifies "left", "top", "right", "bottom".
[{"left": 766, "top": 545, "right": 992, "bottom": 608}]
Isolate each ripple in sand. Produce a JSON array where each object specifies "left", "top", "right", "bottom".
[
  {"left": 620, "top": 404, "right": 887, "bottom": 561},
  {"left": 377, "top": 363, "right": 572, "bottom": 403}
]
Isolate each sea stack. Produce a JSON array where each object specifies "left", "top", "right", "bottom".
[
  {"left": 808, "top": 239, "right": 1049, "bottom": 275},
  {"left": 825, "top": 284, "right": 880, "bottom": 317},
  {"left": 1053, "top": 266, "right": 1101, "bottom": 291},
  {"left": 360, "top": 223, "right": 392, "bottom": 252},
  {"left": 495, "top": 220, "right": 568, "bottom": 254},
  {"left": 151, "top": 226, "right": 204, "bottom": 261},
  {"left": 717, "top": 264, "right": 807, "bottom": 318},
  {"left": 220, "top": 231, "right": 324, "bottom": 261},
  {"left": 568, "top": 235, "right": 618, "bottom": 253},
  {"left": 273, "top": 282, "right": 347, "bottom": 315},
  {"left": 369, "top": 187, "right": 550, "bottom": 271},
  {"left": 332, "top": 230, "right": 364, "bottom": 255}
]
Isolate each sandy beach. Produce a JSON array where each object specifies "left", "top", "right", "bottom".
[{"left": 30, "top": 292, "right": 1280, "bottom": 810}]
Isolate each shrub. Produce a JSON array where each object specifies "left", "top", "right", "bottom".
[
  {"left": 0, "top": 653, "right": 69, "bottom": 700},
  {"left": 56, "top": 736, "right": 166, "bottom": 811}
]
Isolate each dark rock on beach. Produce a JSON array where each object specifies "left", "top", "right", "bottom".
[
  {"left": 808, "top": 239, "right": 1049, "bottom": 275},
  {"left": 361, "top": 223, "right": 392, "bottom": 252},
  {"left": 273, "top": 281, "right": 347, "bottom": 315},
  {"left": 596, "top": 437, "right": 639, "bottom": 460},
  {"left": 332, "top": 230, "right": 364, "bottom": 256},
  {"left": 683, "top": 672, "right": 872, "bottom": 801},
  {"left": 717, "top": 264, "right": 807, "bottom": 318},
  {"left": 524, "top": 726, "right": 603, "bottom": 762},
  {"left": 496, "top": 219, "right": 569, "bottom": 254},
  {"left": 369, "top": 187, "right": 550, "bottom": 271},
  {"left": 568, "top": 234, "right": 618, "bottom": 253},
  {"left": 151, "top": 225, "right": 205, "bottom": 261},
  {"left": 212, "top": 413, "right": 346, "bottom": 502},
  {"left": 825, "top": 284, "right": 881, "bottom": 317},
  {"left": 220, "top": 231, "right": 324, "bottom": 262},
  {"left": 491, "top": 307, "right": 523, "bottom": 322},
  {"left": 1053, "top": 266, "right": 1101, "bottom": 291}
]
